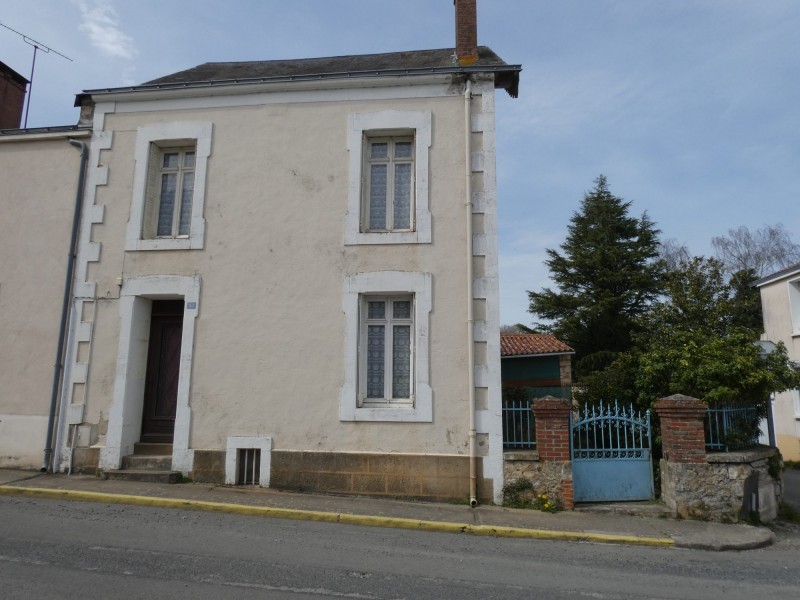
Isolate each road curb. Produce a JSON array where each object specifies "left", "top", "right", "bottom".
[
  {"left": 0, "top": 485, "right": 675, "bottom": 547},
  {"left": 673, "top": 530, "right": 776, "bottom": 552}
]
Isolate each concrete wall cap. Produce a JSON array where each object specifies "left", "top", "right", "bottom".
[
  {"left": 655, "top": 394, "right": 706, "bottom": 415},
  {"left": 530, "top": 396, "right": 572, "bottom": 415},
  {"left": 705, "top": 446, "right": 778, "bottom": 464}
]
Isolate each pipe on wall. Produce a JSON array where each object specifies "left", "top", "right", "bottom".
[
  {"left": 42, "top": 137, "right": 88, "bottom": 472},
  {"left": 464, "top": 78, "right": 478, "bottom": 508}
]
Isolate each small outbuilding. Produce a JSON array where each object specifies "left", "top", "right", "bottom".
[{"left": 500, "top": 333, "right": 574, "bottom": 391}]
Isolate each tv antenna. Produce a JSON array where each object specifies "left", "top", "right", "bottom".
[{"left": 0, "top": 21, "right": 73, "bottom": 128}]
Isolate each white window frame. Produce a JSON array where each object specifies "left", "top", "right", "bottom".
[
  {"left": 126, "top": 121, "right": 212, "bottom": 251},
  {"left": 345, "top": 111, "right": 431, "bottom": 245},
  {"left": 359, "top": 294, "right": 414, "bottom": 405},
  {"left": 341, "top": 271, "right": 432, "bottom": 422}
]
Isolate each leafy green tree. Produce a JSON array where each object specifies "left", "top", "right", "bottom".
[
  {"left": 528, "top": 175, "right": 663, "bottom": 377},
  {"left": 582, "top": 257, "right": 800, "bottom": 412},
  {"left": 634, "top": 329, "right": 799, "bottom": 410},
  {"left": 643, "top": 257, "right": 743, "bottom": 336},
  {"left": 728, "top": 267, "right": 763, "bottom": 332}
]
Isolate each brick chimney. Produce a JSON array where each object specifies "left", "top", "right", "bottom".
[
  {"left": 454, "top": 0, "right": 478, "bottom": 66},
  {"left": 0, "top": 61, "right": 28, "bottom": 129}
]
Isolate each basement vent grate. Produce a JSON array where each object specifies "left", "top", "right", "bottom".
[{"left": 236, "top": 448, "right": 261, "bottom": 485}]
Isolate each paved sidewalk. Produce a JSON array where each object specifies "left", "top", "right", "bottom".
[{"left": 0, "top": 469, "right": 775, "bottom": 552}]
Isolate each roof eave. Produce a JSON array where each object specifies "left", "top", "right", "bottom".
[
  {"left": 0, "top": 125, "right": 91, "bottom": 141},
  {"left": 753, "top": 263, "right": 800, "bottom": 288},
  {"left": 501, "top": 351, "right": 575, "bottom": 359},
  {"left": 77, "top": 64, "right": 521, "bottom": 103}
]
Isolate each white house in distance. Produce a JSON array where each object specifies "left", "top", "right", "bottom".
[
  {"left": 755, "top": 263, "right": 800, "bottom": 461},
  {"left": 0, "top": 0, "right": 520, "bottom": 504}
]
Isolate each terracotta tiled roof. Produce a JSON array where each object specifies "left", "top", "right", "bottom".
[{"left": 500, "top": 333, "right": 574, "bottom": 357}]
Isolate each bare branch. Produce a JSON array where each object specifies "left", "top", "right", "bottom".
[{"left": 711, "top": 224, "right": 800, "bottom": 277}]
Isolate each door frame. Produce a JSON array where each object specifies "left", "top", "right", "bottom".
[{"left": 100, "top": 275, "right": 200, "bottom": 473}]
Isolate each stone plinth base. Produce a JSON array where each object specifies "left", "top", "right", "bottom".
[
  {"left": 661, "top": 446, "right": 782, "bottom": 522},
  {"left": 503, "top": 450, "right": 573, "bottom": 509}
]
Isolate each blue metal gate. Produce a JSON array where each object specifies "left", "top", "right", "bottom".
[{"left": 571, "top": 402, "right": 653, "bottom": 502}]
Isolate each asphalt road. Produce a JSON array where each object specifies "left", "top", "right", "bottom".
[{"left": 1, "top": 497, "right": 799, "bottom": 600}]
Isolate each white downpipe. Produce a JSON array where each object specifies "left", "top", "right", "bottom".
[{"left": 464, "top": 78, "right": 478, "bottom": 508}]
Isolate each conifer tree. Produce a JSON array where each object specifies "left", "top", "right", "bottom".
[{"left": 528, "top": 176, "right": 663, "bottom": 376}]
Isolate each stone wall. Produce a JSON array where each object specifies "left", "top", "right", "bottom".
[
  {"left": 503, "top": 450, "right": 573, "bottom": 507},
  {"left": 660, "top": 447, "right": 782, "bottom": 522},
  {"left": 656, "top": 394, "right": 783, "bottom": 523},
  {"left": 270, "top": 451, "right": 488, "bottom": 502},
  {"left": 191, "top": 449, "right": 489, "bottom": 502}
]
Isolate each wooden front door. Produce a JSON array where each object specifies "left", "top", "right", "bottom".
[{"left": 140, "top": 300, "right": 184, "bottom": 443}]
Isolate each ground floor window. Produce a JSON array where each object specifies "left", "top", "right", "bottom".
[
  {"left": 360, "top": 295, "right": 413, "bottom": 404},
  {"left": 340, "top": 271, "right": 432, "bottom": 422}
]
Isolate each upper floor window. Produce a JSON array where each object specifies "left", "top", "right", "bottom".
[
  {"left": 363, "top": 137, "right": 415, "bottom": 233},
  {"left": 126, "top": 122, "right": 212, "bottom": 251},
  {"left": 146, "top": 146, "right": 195, "bottom": 239},
  {"left": 346, "top": 111, "right": 431, "bottom": 246}
]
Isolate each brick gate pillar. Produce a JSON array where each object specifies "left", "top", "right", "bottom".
[
  {"left": 654, "top": 394, "right": 708, "bottom": 517},
  {"left": 531, "top": 396, "right": 574, "bottom": 509},
  {"left": 654, "top": 394, "right": 706, "bottom": 464}
]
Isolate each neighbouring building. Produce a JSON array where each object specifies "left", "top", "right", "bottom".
[
  {"left": 500, "top": 333, "right": 574, "bottom": 391},
  {"left": 755, "top": 263, "right": 800, "bottom": 461},
  {"left": 0, "top": 0, "right": 521, "bottom": 504},
  {"left": 0, "top": 125, "right": 90, "bottom": 467},
  {"left": 0, "top": 60, "right": 27, "bottom": 129}
]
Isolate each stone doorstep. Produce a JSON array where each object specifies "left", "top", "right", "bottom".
[
  {"left": 121, "top": 455, "right": 173, "bottom": 470},
  {"left": 133, "top": 442, "right": 174, "bottom": 456},
  {"left": 106, "top": 443, "right": 178, "bottom": 483}
]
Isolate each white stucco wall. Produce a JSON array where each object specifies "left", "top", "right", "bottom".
[
  {"left": 759, "top": 276, "right": 800, "bottom": 461},
  {"left": 0, "top": 132, "right": 88, "bottom": 468}
]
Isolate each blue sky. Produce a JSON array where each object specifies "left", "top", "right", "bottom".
[{"left": 3, "top": 0, "right": 798, "bottom": 326}]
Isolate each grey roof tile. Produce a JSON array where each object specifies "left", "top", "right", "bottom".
[{"left": 140, "top": 46, "right": 520, "bottom": 96}]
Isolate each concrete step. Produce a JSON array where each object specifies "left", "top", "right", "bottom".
[
  {"left": 121, "top": 454, "right": 173, "bottom": 470},
  {"left": 133, "top": 442, "right": 173, "bottom": 456},
  {"left": 104, "top": 469, "right": 181, "bottom": 484}
]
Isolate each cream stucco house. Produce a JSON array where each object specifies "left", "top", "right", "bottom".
[
  {"left": 0, "top": 1, "right": 520, "bottom": 504},
  {"left": 755, "top": 263, "right": 800, "bottom": 461}
]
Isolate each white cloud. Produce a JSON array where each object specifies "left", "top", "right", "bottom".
[{"left": 75, "top": 0, "right": 137, "bottom": 60}]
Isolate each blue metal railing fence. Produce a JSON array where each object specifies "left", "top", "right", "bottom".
[
  {"left": 502, "top": 386, "right": 573, "bottom": 450},
  {"left": 704, "top": 405, "right": 762, "bottom": 452}
]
